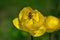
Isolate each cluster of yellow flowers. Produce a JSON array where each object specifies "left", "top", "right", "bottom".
[{"left": 13, "top": 7, "right": 60, "bottom": 37}]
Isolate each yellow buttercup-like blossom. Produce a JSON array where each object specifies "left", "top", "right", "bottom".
[
  {"left": 45, "top": 16, "right": 59, "bottom": 33},
  {"left": 13, "top": 7, "right": 46, "bottom": 37}
]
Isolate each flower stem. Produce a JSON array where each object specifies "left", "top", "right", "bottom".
[
  {"left": 31, "top": 36, "right": 33, "bottom": 40},
  {"left": 49, "top": 32, "right": 59, "bottom": 40},
  {"left": 49, "top": 33, "right": 52, "bottom": 40}
]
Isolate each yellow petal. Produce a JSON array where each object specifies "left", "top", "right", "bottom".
[
  {"left": 23, "top": 19, "right": 34, "bottom": 31},
  {"left": 32, "top": 10, "right": 39, "bottom": 22},
  {"left": 34, "top": 9, "right": 45, "bottom": 25},
  {"left": 31, "top": 9, "right": 45, "bottom": 30},
  {"left": 19, "top": 7, "right": 34, "bottom": 21},
  {"left": 32, "top": 25, "right": 46, "bottom": 37},
  {"left": 45, "top": 16, "right": 59, "bottom": 33},
  {"left": 13, "top": 18, "right": 20, "bottom": 29}
]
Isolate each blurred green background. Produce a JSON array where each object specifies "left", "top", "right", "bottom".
[{"left": 0, "top": 0, "right": 60, "bottom": 40}]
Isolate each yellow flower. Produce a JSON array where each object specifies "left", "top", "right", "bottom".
[
  {"left": 45, "top": 16, "right": 59, "bottom": 33},
  {"left": 13, "top": 7, "right": 46, "bottom": 37}
]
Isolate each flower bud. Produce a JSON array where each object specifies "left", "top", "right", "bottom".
[{"left": 45, "top": 16, "right": 59, "bottom": 33}]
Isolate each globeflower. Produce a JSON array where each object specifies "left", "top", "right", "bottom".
[
  {"left": 13, "top": 7, "right": 46, "bottom": 37},
  {"left": 45, "top": 16, "right": 59, "bottom": 33}
]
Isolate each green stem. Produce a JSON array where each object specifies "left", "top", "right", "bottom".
[
  {"left": 49, "top": 33, "right": 52, "bottom": 40},
  {"left": 49, "top": 32, "right": 58, "bottom": 40},
  {"left": 31, "top": 36, "right": 33, "bottom": 40}
]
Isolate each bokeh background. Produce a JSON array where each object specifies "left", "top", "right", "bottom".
[{"left": 0, "top": 0, "right": 60, "bottom": 40}]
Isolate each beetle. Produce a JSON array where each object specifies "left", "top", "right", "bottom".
[{"left": 28, "top": 12, "right": 33, "bottom": 19}]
